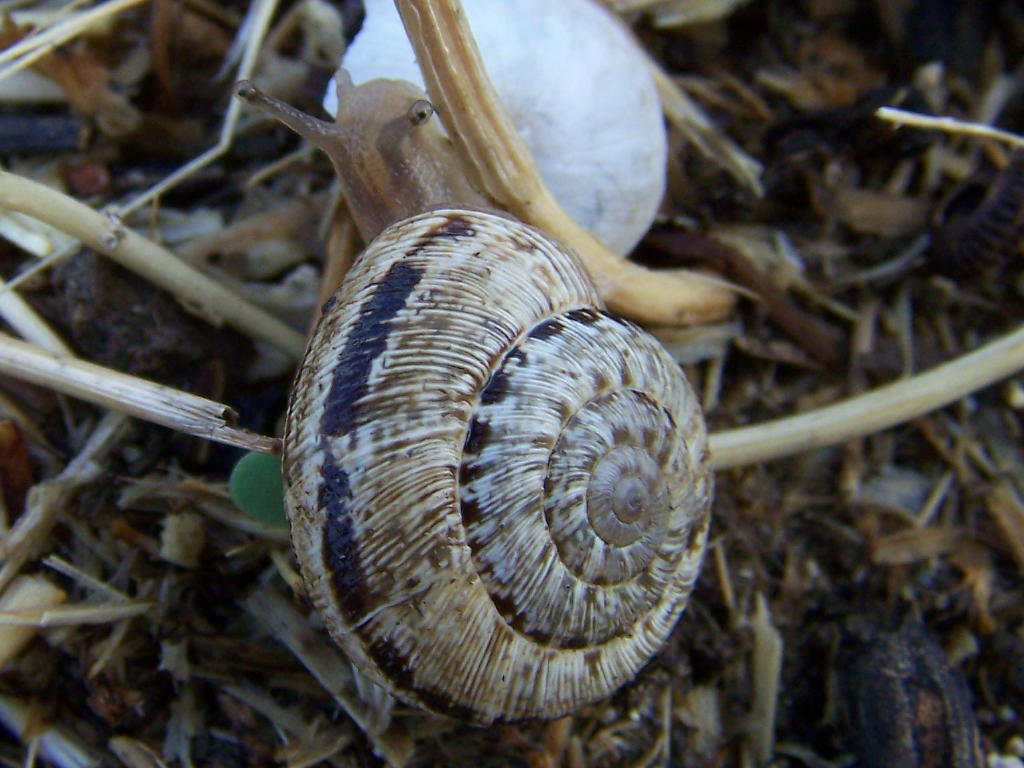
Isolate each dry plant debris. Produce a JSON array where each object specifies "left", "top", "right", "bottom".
[{"left": 0, "top": 0, "right": 1019, "bottom": 766}]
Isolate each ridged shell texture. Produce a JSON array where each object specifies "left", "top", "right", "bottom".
[{"left": 283, "top": 209, "right": 713, "bottom": 723}]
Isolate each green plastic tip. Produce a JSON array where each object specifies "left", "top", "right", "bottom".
[{"left": 229, "top": 451, "right": 287, "bottom": 529}]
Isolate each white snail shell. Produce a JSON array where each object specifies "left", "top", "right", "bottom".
[
  {"left": 283, "top": 208, "right": 713, "bottom": 723},
  {"left": 325, "top": 0, "right": 667, "bottom": 256}
]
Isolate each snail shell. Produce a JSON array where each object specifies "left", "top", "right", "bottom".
[
  {"left": 327, "top": 0, "right": 667, "bottom": 255},
  {"left": 283, "top": 208, "right": 713, "bottom": 724}
]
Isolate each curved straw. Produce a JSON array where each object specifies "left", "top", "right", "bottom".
[
  {"left": 709, "top": 322, "right": 1024, "bottom": 469},
  {"left": 394, "top": 0, "right": 737, "bottom": 326}
]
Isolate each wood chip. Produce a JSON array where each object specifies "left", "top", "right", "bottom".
[{"left": 871, "top": 526, "right": 964, "bottom": 565}]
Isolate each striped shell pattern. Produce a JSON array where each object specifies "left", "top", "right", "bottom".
[{"left": 283, "top": 208, "right": 713, "bottom": 724}]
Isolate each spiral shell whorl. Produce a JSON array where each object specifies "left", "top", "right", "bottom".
[{"left": 283, "top": 209, "right": 712, "bottom": 723}]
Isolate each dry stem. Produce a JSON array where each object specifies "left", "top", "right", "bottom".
[
  {"left": 0, "top": 333, "right": 280, "bottom": 455},
  {"left": 0, "top": 692, "right": 101, "bottom": 768},
  {"left": 395, "top": 0, "right": 737, "bottom": 326},
  {"left": 709, "top": 322, "right": 1024, "bottom": 468},
  {"left": 0, "top": 0, "right": 148, "bottom": 78},
  {"left": 876, "top": 107, "right": 1024, "bottom": 152},
  {"left": 650, "top": 64, "right": 764, "bottom": 196},
  {"left": 0, "top": 172, "right": 305, "bottom": 357},
  {"left": 121, "top": 0, "right": 280, "bottom": 214},
  {"left": 0, "top": 412, "right": 129, "bottom": 597},
  {"left": 0, "top": 276, "right": 73, "bottom": 355}
]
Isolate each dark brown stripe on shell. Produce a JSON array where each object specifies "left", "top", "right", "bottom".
[
  {"left": 529, "top": 305, "right": 625, "bottom": 342},
  {"left": 459, "top": 417, "right": 491, "bottom": 526},
  {"left": 478, "top": 566, "right": 610, "bottom": 650},
  {"left": 368, "top": 636, "right": 415, "bottom": 691},
  {"left": 319, "top": 261, "right": 424, "bottom": 436},
  {"left": 320, "top": 294, "right": 339, "bottom": 315},
  {"left": 508, "top": 232, "right": 536, "bottom": 252},
  {"left": 528, "top": 317, "right": 564, "bottom": 341},
  {"left": 479, "top": 347, "right": 525, "bottom": 406},
  {"left": 417, "top": 687, "right": 478, "bottom": 722},
  {"left": 429, "top": 214, "right": 477, "bottom": 239},
  {"left": 460, "top": 494, "right": 484, "bottom": 526},
  {"left": 368, "top": 636, "right": 479, "bottom": 721},
  {"left": 565, "top": 307, "right": 601, "bottom": 325},
  {"left": 479, "top": 305, "right": 617, "bottom": 409},
  {"left": 463, "top": 416, "right": 491, "bottom": 455},
  {"left": 488, "top": 592, "right": 517, "bottom": 625},
  {"left": 319, "top": 460, "right": 370, "bottom": 620},
  {"left": 591, "top": 370, "right": 611, "bottom": 391}
]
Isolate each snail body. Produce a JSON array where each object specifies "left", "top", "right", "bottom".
[{"left": 237, "top": 65, "right": 712, "bottom": 723}]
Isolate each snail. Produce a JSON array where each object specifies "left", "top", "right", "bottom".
[
  {"left": 325, "top": 0, "right": 667, "bottom": 256},
  {"left": 235, "top": 68, "right": 712, "bottom": 724}
]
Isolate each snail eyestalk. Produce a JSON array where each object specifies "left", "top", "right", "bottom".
[
  {"left": 235, "top": 80, "right": 340, "bottom": 147},
  {"left": 235, "top": 71, "right": 486, "bottom": 242}
]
